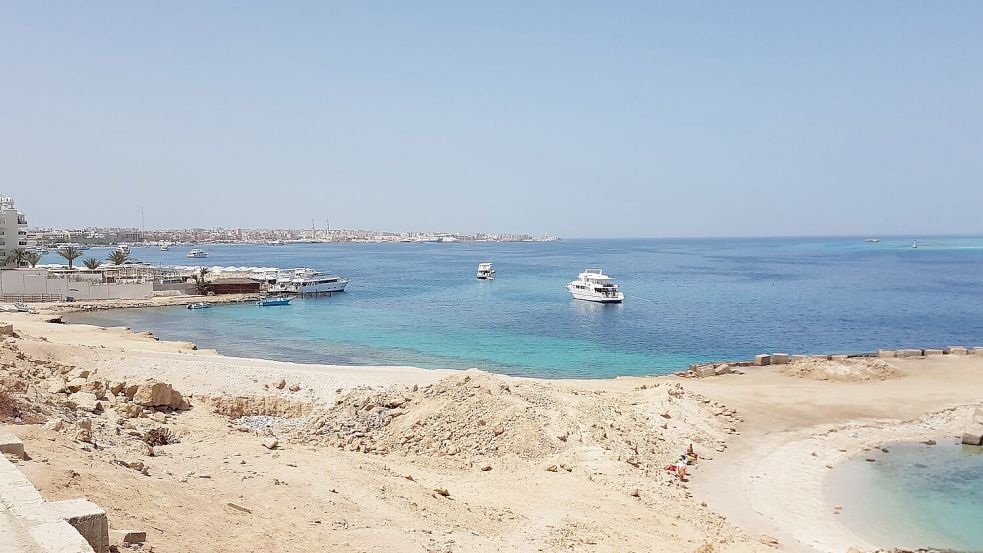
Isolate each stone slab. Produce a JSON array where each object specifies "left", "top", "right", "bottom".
[
  {"left": 0, "top": 434, "right": 25, "bottom": 460},
  {"left": 753, "top": 354, "right": 770, "bottom": 366},
  {"left": 897, "top": 349, "right": 923, "bottom": 358},
  {"left": 948, "top": 346, "right": 968, "bottom": 355},
  {"left": 771, "top": 353, "right": 790, "bottom": 365},
  {"left": 923, "top": 348, "right": 944, "bottom": 356},
  {"left": 877, "top": 350, "right": 897, "bottom": 358},
  {"left": 110, "top": 529, "right": 146, "bottom": 544},
  {"left": 962, "top": 424, "right": 983, "bottom": 446}
]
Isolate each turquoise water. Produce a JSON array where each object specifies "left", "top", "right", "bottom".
[
  {"left": 65, "top": 236, "right": 983, "bottom": 378},
  {"left": 825, "top": 439, "right": 983, "bottom": 551}
]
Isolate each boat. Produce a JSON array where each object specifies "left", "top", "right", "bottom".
[
  {"left": 187, "top": 248, "right": 208, "bottom": 258},
  {"left": 160, "top": 243, "right": 171, "bottom": 251},
  {"left": 268, "top": 268, "right": 349, "bottom": 296},
  {"left": 865, "top": 238, "right": 880, "bottom": 243},
  {"left": 912, "top": 240, "right": 918, "bottom": 249},
  {"left": 476, "top": 262, "right": 496, "bottom": 280},
  {"left": 187, "top": 302, "right": 211, "bottom": 310},
  {"left": 567, "top": 268, "right": 624, "bottom": 303},
  {"left": 115, "top": 244, "right": 131, "bottom": 254},
  {"left": 257, "top": 296, "right": 294, "bottom": 306}
]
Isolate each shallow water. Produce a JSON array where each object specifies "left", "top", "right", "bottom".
[
  {"left": 65, "top": 236, "right": 983, "bottom": 378},
  {"left": 825, "top": 439, "right": 983, "bottom": 551}
]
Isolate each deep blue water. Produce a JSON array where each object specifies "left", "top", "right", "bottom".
[
  {"left": 826, "top": 439, "right": 983, "bottom": 550},
  {"left": 64, "top": 237, "right": 983, "bottom": 378}
]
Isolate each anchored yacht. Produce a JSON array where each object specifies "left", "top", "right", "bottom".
[
  {"left": 268, "top": 268, "right": 349, "bottom": 296},
  {"left": 567, "top": 268, "right": 624, "bottom": 303},
  {"left": 476, "top": 262, "right": 496, "bottom": 280},
  {"left": 186, "top": 248, "right": 208, "bottom": 258}
]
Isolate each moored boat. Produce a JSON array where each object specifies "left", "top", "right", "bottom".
[
  {"left": 257, "top": 296, "right": 293, "bottom": 306},
  {"left": 567, "top": 268, "right": 624, "bottom": 303},
  {"left": 187, "top": 248, "right": 208, "bottom": 258},
  {"left": 476, "top": 262, "right": 496, "bottom": 280},
  {"left": 187, "top": 302, "right": 211, "bottom": 310},
  {"left": 268, "top": 268, "right": 349, "bottom": 296}
]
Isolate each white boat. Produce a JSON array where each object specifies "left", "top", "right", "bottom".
[
  {"left": 912, "top": 240, "right": 918, "bottom": 249},
  {"left": 187, "top": 248, "right": 208, "bottom": 258},
  {"left": 567, "top": 268, "right": 624, "bottom": 303},
  {"left": 187, "top": 302, "right": 211, "bottom": 310},
  {"left": 115, "top": 244, "right": 131, "bottom": 254},
  {"left": 268, "top": 268, "right": 349, "bottom": 296},
  {"left": 160, "top": 243, "right": 171, "bottom": 251},
  {"left": 865, "top": 238, "right": 880, "bottom": 243},
  {"left": 477, "top": 262, "right": 496, "bottom": 280}
]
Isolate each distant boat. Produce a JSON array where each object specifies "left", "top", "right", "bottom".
[
  {"left": 115, "top": 244, "right": 131, "bottom": 254},
  {"left": 257, "top": 296, "right": 293, "bottom": 307},
  {"left": 477, "top": 262, "right": 496, "bottom": 280},
  {"left": 187, "top": 302, "right": 211, "bottom": 310},
  {"left": 187, "top": 248, "right": 208, "bottom": 258},
  {"left": 865, "top": 238, "right": 880, "bottom": 243},
  {"left": 160, "top": 243, "right": 171, "bottom": 251},
  {"left": 567, "top": 268, "right": 624, "bottom": 303},
  {"left": 912, "top": 240, "right": 918, "bottom": 249},
  {"left": 268, "top": 268, "right": 349, "bottom": 296}
]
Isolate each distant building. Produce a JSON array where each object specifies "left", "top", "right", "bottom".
[{"left": 0, "top": 196, "right": 29, "bottom": 268}]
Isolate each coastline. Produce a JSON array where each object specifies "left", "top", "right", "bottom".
[{"left": 2, "top": 307, "right": 982, "bottom": 552}]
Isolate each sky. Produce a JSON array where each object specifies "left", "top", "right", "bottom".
[{"left": 2, "top": 2, "right": 982, "bottom": 238}]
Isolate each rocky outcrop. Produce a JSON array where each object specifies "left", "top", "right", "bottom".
[{"left": 199, "top": 395, "right": 314, "bottom": 418}]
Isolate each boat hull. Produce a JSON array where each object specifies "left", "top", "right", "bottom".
[
  {"left": 567, "top": 286, "right": 624, "bottom": 303},
  {"left": 270, "top": 280, "right": 348, "bottom": 295}
]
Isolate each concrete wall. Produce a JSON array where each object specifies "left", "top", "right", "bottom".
[{"left": 0, "top": 269, "right": 153, "bottom": 301}]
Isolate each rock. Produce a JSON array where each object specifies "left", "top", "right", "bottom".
[
  {"left": 759, "top": 534, "right": 780, "bottom": 547},
  {"left": 48, "top": 381, "right": 67, "bottom": 394},
  {"left": 693, "top": 365, "right": 716, "bottom": 378},
  {"left": 877, "top": 350, "right": 897, "bottom": 358},
  {"left": 492, "top": 424, "right": 505, "bottom": 436},
  {"left": 0, "top": 433, "right": 26, "bottom": 459},
  {"left": 545, "top": 464, "right": 558, "bottom": 472},
  {"left": 433, "top": 488, "right": 450, "bottom": 497},
  {"left": 629, "top": 488, "right": 640, "bottom": 498},
  {"left": 72, "top": 418, "right": 93, "bottom": 443},
  {"left": 713, "top": 364, "right": 732, "bottom": 376},
  {"left": 771, "top": 353, "right": 790, "bottom": 365},
  {"left": 274, "top": 379, "right": 286, "bottom": 389},
  {"left": 124, "top": 384, "right": 140, "bottom": 400},
  {"left": 67, "top": 392, "right": 102, "bottom": 413},
  {"left": 974, "top": 407, "right": 983, "bottom": 426},
  {"left": 126, "top": 461, "right": 145, "bottom": 472},
  {"left": 225, "top": 502, "right": 252, "bottom": 514},
  {"left": 753, "top": 354, "right": 771, "bottom": 366},
  {"left": 262, "top": 437, "right": 279, "bottom": 450},
  {"left": 110, "top": 529, "right": 146, "bottom": 545},
  {"left": 81, "top": 380, "right": 107, "bottom": 400},
  {"left": 480, "top": 465, "right": 492, "bottom": 471},
  {"left": 151, "top": 412, "right": 166, "bottom": 423},
  {"left": 66, "top": 378, "right": 87, "bottom": 393},
  {"left": 288, "top": 383, "right": 301, "bottom": 392},
  {"left": 43, "top": 418, "right": 65, "bottom": 431},
  {"left": 108, "top": 381, "right": 126, "bottom": 395},
  {"left": 168, "top": 390, "right": 185, "bottom": 409},
  {"left": 69, "top": 368, "right": 92, "bottom": 380},
  {"left": 117, "top": 403, "right": 143, "bottom": 418},
  {"left": 132, "top": 380, "right": 174, "bottom": 407},
  {"left": 961, "top": 424, "right": 983, "bottom": 446}
]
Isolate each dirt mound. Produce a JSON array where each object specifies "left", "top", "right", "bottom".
[{"left": 775, "top": 357, "right": 903, "bottom": 382}]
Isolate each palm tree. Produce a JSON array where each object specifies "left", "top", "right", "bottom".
[
  {"left": 57, "top": 245, "right": 84, "bottom": 270},
  {"left": 25, "top": 251, "right": 42, "bottom": 268},
  {"left": 4, "top": 248, "right": 29, "bottom": 268},
  {"left": 83, "top": 257, "right": 102, "bottom": 270},
  {"left": 191, "top": 267, "right": 212, "bottom": 295},
  {"left": 106, "top": 250, "right": 129, "bottom": 265}
]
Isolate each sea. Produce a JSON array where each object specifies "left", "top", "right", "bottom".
[
  {"left": 62, "top": 236, "right": 983, "bottom": 379},
  {"left": 825, "top": 439, "right": 983, "bottom": 551}
]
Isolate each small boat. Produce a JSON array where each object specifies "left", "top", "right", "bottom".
[
  {"left": 912, "top": 240, "right": 918, "bottom": 249},
  {"left": 187, "top": 248, "right": 208, "bottom": 258},
  {"left": 160, "top": 243, "right": 171, "bottom": 251},
  {"left": 257, "top": 296, "right": 293, "bottom": 307},
  {"left": 567, "top": 268, "right": 624, "bottom": 303},
  {"left": 187, "top": 302, "right": 211, "bottom": 310},
  {"left": 865, "top": 238, "right": 880, "bottom": 243},
  {"left": 476, "top": 262, "right": 496, "bottom": 280}
]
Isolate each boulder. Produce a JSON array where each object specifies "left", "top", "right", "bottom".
[
  {"left": 71, "top": 418, "right": 93, "bottom": 443},
  {"left": 262, "top": 437, "right": 279, "bottom": 450},
  {"left": 274, "top": 378, "right": 286, "bottom": 390},
  {"left": 108, "top": 381, "right": 127, "bottom": 395},
  {"left": 713, "top": 364, "right": 732, "bottom": 376},
  {"left": 66, "top": 378, "right": 87, "bottom": 393},
  {"left": 132, "top": 381, "right": 173, "bottom": 407},
  {"left": 82, "top": 380, "right": 107, "bottom": 400},
  {"left": 124, "top": 384, "right": 140, "bottom": 400},
  {"left": 43, "top": 418, "right": 65, "bottom": 431},
  {"left": 693, "top": 365, "right": 716, "bottom": 378},
  {"left": 0, "top": 433, "right": 26, "bottom": 459},
  {"left": 48, "top": 381, "right": 67, "bottom": 394},
  {"left": 116, "top": 403, "right": 143, "bottom": 418},
  {"left": 288, "top": 383, "right": 301, "bottom": 392},
  {"left": 168, "top": 389, "right": 185, "bottom": 410},
  {"left": 67, "top": 392, "right": 102, "bottom": 413},
  {"left": 961, "top": 424, "right": 983, "bottom": 446}
]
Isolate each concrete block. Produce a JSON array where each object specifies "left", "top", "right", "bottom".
[
  {"left": 877, "top": 350, "right": 897, "bottom": 358},
  {"left": 811, "top": 355, "right": 832, "bottom": 361},
  {"left": 0, "top": 433, "right": 25, "bottom": 460},
  {"left": 962, "top": 424, "right": 983, "bottom": 446},
  {"left": 923, "top": 348, "right": 944, "bottom": 356},
  {"left": 43, "top": 499, "right": 109, "bottom": 553},
  {"left": 897, "top": 349, "right": 922, "bottom": 358},
  {"left": 753, "top": 354, "right": 771, "bottom": 366},
  {"left": 830, "top": 354, "right": 848, "bottom": 361},
  {"left": 771, "top": 353, "right": 790, "bottom": 365},
  {"left": 0, "top": 323, "right": 13, "bottom": 336},
  {"left": 972, "top": 347, "right": 983, "bottom": 355},
  {"left": 948, "top": 346, "right": 968, "bottom": 355},
  {"left": 110, "top": 529, "right": 146, "bottom": 544}
]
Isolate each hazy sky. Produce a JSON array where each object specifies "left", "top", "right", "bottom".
[{"left": 2, "top": 2, "right": 981, "bottom": 237}]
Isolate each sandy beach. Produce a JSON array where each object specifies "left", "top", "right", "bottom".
[{"left": 1, "top": 307, "right": 982, "bottom": 552}]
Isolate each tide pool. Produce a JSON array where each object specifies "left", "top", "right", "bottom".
[
  {"left": 66, "top": 237, "right": 983, "bottom": 378},
  {"left": 825, "top": 439, "right": 983, "bottom": 551}
]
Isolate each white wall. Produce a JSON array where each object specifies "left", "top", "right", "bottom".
[{"left": 0, "top": 269, "right": 153, "bottom": 301}]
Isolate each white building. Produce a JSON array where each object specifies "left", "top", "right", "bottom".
[{"left": 0, "top": 196, "right": 29, "bottom": 268}]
